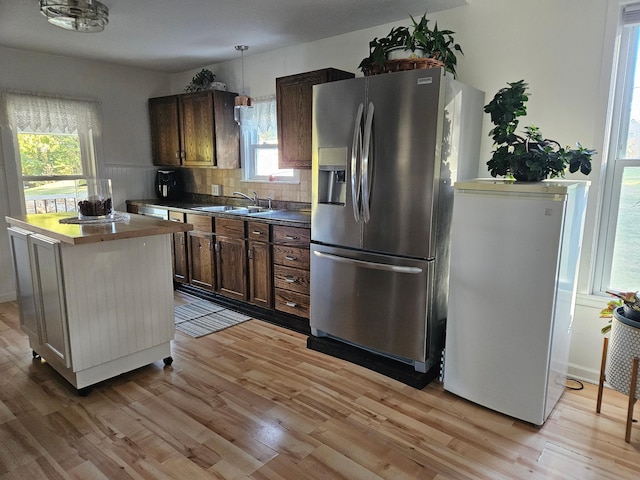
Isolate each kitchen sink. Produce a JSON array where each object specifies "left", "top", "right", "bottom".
[{"left": 192, "top": 205, "right": 243, "bottom": 213}]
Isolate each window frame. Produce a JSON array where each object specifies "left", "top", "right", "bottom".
[{"left": 594, "top": 12, "right": 640, "bottom": 294}]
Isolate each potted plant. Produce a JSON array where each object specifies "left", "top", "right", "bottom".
[
  {"left": 185, "top": 68, "right": 216, "bottom": 92},
  {"left": 597, "top": 290, "right": 640, "bottom": 441},
  {"left": 358, "top": 12, "right": 462, "bottom": 77},
  {"left": 484, "top": 80, "right": 596, "bottom": 182}
]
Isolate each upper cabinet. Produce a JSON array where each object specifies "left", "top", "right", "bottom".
[
  {"left": 149, "top": 90, "right": 239, "bottom": 168},
  {"left": 276, "top": 68, "right": 354, "bottom": 169}
]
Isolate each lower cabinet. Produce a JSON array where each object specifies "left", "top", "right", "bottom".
[
  {"left": 7, "top": 226, "right": 175, "bottom": 391},
  {"left": 169, "top": 211, "right": 188, "bottom": 283},
  {"left": 215, "top": 217, "right": 247, "bottom": 301},
  {"left": 186, "top": 213, "right": 215, "bottom": 291},
  {"left": 248, "top": 221, "right": 272, "bottom": 308},
  {"left": 272, "top": 225, "right": 311, "bottom": 319}
]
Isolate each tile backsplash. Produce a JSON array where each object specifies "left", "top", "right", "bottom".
[{"left": 180, "top": 168, "right": 311, "bottom": 204}]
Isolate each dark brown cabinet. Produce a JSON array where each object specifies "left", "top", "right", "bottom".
[
  {"left": 276, "top": 68, "right": 354, "bottom": 169},
  {"left": 214, "top": 218, "right": 247, "bottom": 301},
  {"left": 169, "top": 211, "right": 188, "bottom": 284},
  {"left": 186, "top": 213, "right": 215, "bottom": 291},
  {"left": 272, "top": 225, "right": 311, "bottom": 318},
  {"left": 149, "top": 90, "right": 239, "bottom": 168},
  {"left": 247, "top": 221, "right": 272, "bottom": 308}
]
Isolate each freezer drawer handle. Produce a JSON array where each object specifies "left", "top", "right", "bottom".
[{"left": 313, "top": 250, "right": 423, "bottom": 274}]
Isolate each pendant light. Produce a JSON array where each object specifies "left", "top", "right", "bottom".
[
  {"left": 234, "top": 45, "right": 252, "bottom": 107},
  {"left": 40, "top": 0, "right": 109, "bottom": 33}
]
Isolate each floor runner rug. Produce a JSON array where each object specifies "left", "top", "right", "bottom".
[{"left": 174, "top": 299, "right": 251, "bottom": 337}]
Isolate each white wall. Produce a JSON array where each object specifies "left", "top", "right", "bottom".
[
  {"left": 0, "top": 0, "right": 619, "bottom": 382},
  {"left": 0, "top": 45, "right": 172, "bottom": 301}
]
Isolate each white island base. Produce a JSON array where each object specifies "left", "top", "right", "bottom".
[{"left": 7, "top": 213, "right": 189, "bottom": 394}]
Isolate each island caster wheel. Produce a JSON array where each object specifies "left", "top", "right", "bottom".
[
  {"left": 77, "top": 387, "right": 92, "bottom": 397},
  {"left": 32, "top": 350, "right": 40, "bottom": 359},
  {"left": 163, "top": 356, "right": 173, "bottom": 367}
]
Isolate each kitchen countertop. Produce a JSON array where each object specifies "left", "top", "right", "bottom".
[
  {"left": 127, "top": 199, "right": 311, "bottom": 228},
  {"left": 6, "top": 212, "right": 193, "bottom": 245}
]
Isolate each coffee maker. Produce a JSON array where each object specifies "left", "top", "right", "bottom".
[{"left": 155, "top": 169, "right": 182, "bottom": 199}]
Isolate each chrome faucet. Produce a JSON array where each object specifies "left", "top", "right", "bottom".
[{"left": 233, "top": 191, "right": 259, "bottom": 206}]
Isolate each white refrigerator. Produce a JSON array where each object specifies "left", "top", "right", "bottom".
[{"left": 443, "top": 179, "right": 589, "bottom": 425}]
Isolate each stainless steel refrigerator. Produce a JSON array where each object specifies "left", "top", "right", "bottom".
[{"left": 310, "top": 68, "right": 484, "bottom": 374}]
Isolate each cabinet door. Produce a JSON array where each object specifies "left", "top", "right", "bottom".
[
  {"left": 169, "top": 211, "right": 188, "bottom": 283},
  {"left": 149, "top": 96, "right": 181, "bottom": 166},
  {"left": 7, "top": 227, "right": 39, "bottom": 339},
  {"left": 248, "top": 240, "right": 272, "bottom": 308},
  {"left": 30, "top": 234, "right": 71, "bottom": 368},
  {"left": 215, "top": 235, "right": 247, "bottom": 301},
  {"left": 276, "top": 68, "right": 354, "bottom": 169},
  {"left": 181, "top": 92, "right": 215, "bottom": 166},
  {"left": 213, "top": 90, "right": 240, "bottom": 169},
  {"left": 188, "top": 231, "right": 215, "bottom": 291}
]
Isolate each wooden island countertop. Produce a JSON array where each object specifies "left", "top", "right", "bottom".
[{"left": 6, "top": 212, "right": 192, "bottom": 245}]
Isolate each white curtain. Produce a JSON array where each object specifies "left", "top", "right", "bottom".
[
  {"left": 237, "top": 95, "right": 276, "bottom": 140},
  {"left": 0, "top": 91, "right": 102, "bottom": 134}
]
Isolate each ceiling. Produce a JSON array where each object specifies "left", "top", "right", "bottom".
[{"left": 0, "top": 0, "right": 466, "bottom": 73}]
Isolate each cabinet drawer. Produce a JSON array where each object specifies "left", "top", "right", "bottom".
[
  {"left": 216, "top": 217, "right": 245, "bottom": 237},
  {"left": 275, "top": 288, "right": 310, "bottom": 319},
  {"left": 186, "top": 213, "right": 213, "bottom": 232},
  {"left": 272, "top": 225, "right": 310, "bottom": 246},
  {"left": 274, "top": 264, "right": 310, "bottom": 295},
  {"left": 169, "top": 211, "right": 185, "bottom": 222},
  {"left": 273, "top": 245, "right": 310, "bottom": 270},
  {"left": 247, "top": 221, "right": 269, "bottom": 241}
]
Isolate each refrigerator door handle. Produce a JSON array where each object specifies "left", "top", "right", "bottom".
[
  {"left": 350, "top": 103, "right": 364, "bottom": 222},
  {"left": 313, "top": 250, "right": 423, "bottom": 274},
  {"left": 361, "top": 102, "right": 374, "bottom": 223}
]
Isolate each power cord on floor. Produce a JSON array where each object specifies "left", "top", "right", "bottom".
[{"left": 565, "top": 378, "right": 584, "bottom": 390}]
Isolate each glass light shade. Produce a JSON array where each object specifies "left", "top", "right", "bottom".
[
  {"left": 76, "top": 179, "right": 114, "bottom": 219},
  {"left": 40, "top": 0, "right": 109, "bottom": 33}
]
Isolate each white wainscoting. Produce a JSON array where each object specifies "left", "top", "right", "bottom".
[{"left": 105, "top": 164, "right": 158, "bottom": 210}]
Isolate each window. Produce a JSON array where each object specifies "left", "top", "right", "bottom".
[
  {"left": 237, "top": 96, "right": 299, "bottom": 183},
  {"left": 3, "top": 93, "right": 101, "bottom": 214},
  {"left": 596, "top": 5, "right": 640, "bottom": 293}
]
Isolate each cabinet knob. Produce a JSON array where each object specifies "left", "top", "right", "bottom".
[
  {"left": 284, "top": 255, "right": 297, "bottom": 261},
  {"left": 252, "top": 231, "right": 262, "bottom": 235},
  {"left": 285, "top": 276, "right": 297, "bottom": 283},
  {"left": 285, "top": 235, "right": 299, "bottom": 240},
  {"left": 285, "top": 301, "right": 297, "bottom": 308}
]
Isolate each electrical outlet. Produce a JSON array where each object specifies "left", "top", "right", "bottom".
[{"left": 211, "top": 184, "right": 222, "bottom": 196}]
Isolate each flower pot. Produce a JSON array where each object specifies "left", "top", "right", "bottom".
[
  {"left": 386, "top": 48, "right": 425, "bottom": 60},
  {"left": 606, "top": 307, "right": 640, "bottom": 398}
]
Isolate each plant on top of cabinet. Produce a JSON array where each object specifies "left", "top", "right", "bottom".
[
  {"left": 484, "top": 80, "right": 596, "bottom": 182},
  {"left": 358, "top": 12, "right": 463, "bottom": 77},
  {"left": 185, "top": 68, "right": 216, "bottom": 92}
]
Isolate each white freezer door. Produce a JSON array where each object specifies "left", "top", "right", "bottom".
[{"left": 444, "top": 189, "right": 567, "bottom": 425}]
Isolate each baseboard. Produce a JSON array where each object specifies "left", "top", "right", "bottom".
[
  {"left": 0, "top": 291, "right": 16, "bottom": 303},
  {"left": 567, "top": 363, "right": 600, "bottom": 386}
]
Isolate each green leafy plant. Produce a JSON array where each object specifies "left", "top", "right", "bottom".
[
  {"left": 185, "top": 68, "right": 216, "bottom": 92},
  {"left": 485, "top": 80, "right": 596, "bottom": 182},
  {"left": 600, "top": 291, "right": 640, "bottom": 334},
  {"left": 358, "top": 12, "right": 462, "bottom": 76}
]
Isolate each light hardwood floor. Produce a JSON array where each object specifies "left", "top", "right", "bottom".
[{"left": 1, "top": 296, "right": 640, "bottom": 479}]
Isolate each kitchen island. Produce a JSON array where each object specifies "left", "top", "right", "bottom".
[{"left": 6, "top": 212, "right": 192, "bottom": 394}]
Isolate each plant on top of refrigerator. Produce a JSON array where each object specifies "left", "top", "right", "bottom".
[
  {"left": 484, "top": 80, "right": 596, "bottom": 182},
  {"left": 358, "top": 12, "right": 462, "bottom": 77}
]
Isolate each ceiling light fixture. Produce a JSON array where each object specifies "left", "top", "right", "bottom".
[
  {"left": 234, "top": 45, "right": 251, "bottom": 107},
  {"left": 40, "top": 0, "right": 109, "bottom": 33}
]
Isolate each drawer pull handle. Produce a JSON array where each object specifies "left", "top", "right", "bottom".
[
  {"left": 284, "top": 255, "right": 297, "bottom": 261},
  {"left": 252, "top": 231, "right": 262, "bottom": 235},
  {"left": 285, "top": 301, "right": 297, "bottom": 308},
  {"left": 285, "top": 235, "right": 299, "bottom": 240},
  {"left": 285, "top": 276, "right": 297, "bottom": 283}
]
